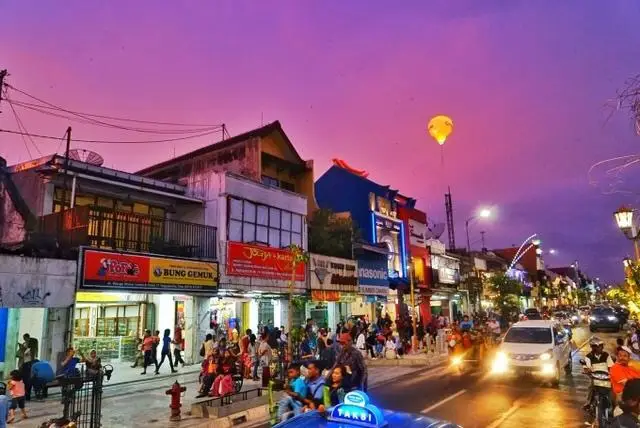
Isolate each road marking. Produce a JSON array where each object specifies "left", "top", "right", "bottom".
[
  {"left": 486, "top": 400, "right": 522, "bottom": 428},
  {"left": 420, "top": 389, "right": 467, "bottom": 414}
]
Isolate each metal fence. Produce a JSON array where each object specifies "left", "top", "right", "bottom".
[
  {"left": 44, "top": 367, "right": 111, "bottom": 428},
  {"left": 39, "top": 205, "right": 217, "bottom": 260}
]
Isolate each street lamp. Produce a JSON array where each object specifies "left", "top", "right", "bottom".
[
  {"left": 614, "top": 206, "right": 640, "bottom": 260},
  {"left": 466, "top": 208, "right": 492, "bottom": 252}
]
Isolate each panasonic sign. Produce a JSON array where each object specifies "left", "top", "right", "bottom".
[{"left": 357, "top": 260, "right": 388, "bottom": 287}]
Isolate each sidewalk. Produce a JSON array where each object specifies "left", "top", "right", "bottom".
[{"left": 18, "top": 364, "right": 444, "bottom": 428}]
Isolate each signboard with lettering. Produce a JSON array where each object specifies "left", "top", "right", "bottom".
[
  {"left": 408, "top": 219, "right": 427, "bottom": 247},
  {"left": 310, "top": 253, "right": 357, "bottom": 292},
  {"left": 328, "top": 390, "right": 387, "bottom": 428},
  {"left": 358, "top": 259, "right": 388, "bottom": 296},
  {"left": 79, "top": 248, "right": 219, "bottom": 293},
  {"left": 226, "top": 242, "right": 305, "bottom": 281}
]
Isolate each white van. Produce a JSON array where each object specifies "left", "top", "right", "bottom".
[{"left": 490, "top": 320, "right": 572, "bottom": 386}]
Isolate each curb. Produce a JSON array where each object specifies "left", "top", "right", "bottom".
[{"left": 368, "top": 357, "right": 448, "bottom": 390}]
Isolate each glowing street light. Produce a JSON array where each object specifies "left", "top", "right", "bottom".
[
  {"left": 466, "top": 207, "right": 493, "bottom": 252},
  {"left": 549, "top": 249, "right": 557, "bottom": 255},
  {"left": 613, "top": 205, "right": 640, "bottom": 260}
]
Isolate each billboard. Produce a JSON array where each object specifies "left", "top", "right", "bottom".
[
  {"left": 357, "top": 259, "right": 389, "bottom": 296},
  {"left": 226, "top": 242, "right": 305, "bottom": 281},
  {"left": 79, "top": 248, "right": 219, "bottom": 293}
]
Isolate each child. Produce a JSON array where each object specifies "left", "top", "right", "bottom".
[
  {"left": 0, "top": 382, "right": 9, "bottom": 427},
  {"left": 7, "top": 370, "right": 27, "bottom": 423}
]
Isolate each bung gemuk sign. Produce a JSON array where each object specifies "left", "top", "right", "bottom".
[{"left": 79, "top": 248, "right": 219, "bottom": 293}]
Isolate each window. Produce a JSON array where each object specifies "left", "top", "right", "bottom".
[
  {"left": 227, "top": 196, "right": 305, "bottom": 249},
  {"left": 261, "top": 175, "right": 295, "bottom": 192}
]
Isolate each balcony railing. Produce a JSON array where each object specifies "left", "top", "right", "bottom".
[{"left": 39, "top": 205, "right": 217, "bottom": 260}]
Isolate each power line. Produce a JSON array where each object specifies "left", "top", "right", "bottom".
[
  {"left": 9, "top": 99, "right": 223, "bottom": 134},
  {"left": 4, "top": 83, "right": 224, "bottom": 128},
  {"left": 0, "top": 127, "right": 222, "bottom": 144},
  {"left": 5, "top": 92, "right": 42, "bottom": 157}
]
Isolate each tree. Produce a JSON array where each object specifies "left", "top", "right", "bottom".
[
  {"left": 488, "top": 273, "right": 523, "bottom": 323},
  {"left": 287, "top": 244, "right": 309, "bottom": 359},
  {"left": 308, "top": 208, "right": 360, "bottom": 258}
]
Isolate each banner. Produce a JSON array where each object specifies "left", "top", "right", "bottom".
[
  {"left": 309, "top": 253, "right": 357, "bottom": 291},
  {"left": 226, "top": 242, "right": 305, "bottom": 281},
  {"left": 79, "top": 248, "right": 219, "bottom": 293},
  {"left": 311, "top": 290, "right": 341, "bottom": 302},
  {"left": 357, "top": 259, "right": 389, "bottom": 296}
]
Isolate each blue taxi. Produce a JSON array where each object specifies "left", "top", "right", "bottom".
[{"left": 274, "top": 390, "right": 460, "bottom": 428}]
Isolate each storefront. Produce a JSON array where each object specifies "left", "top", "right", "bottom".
[
  {"left": 0, "top": 255, "right": 77, "bottom": 375},
  {"left": 224, "top": 241, "right": 306, "bottom": 333},
  {"left": 397, "top": 206, "right": 430, "bottom": 324},
  {"left": 427, "top": 242, "right": 465, "bottom": 321},
  {"left": 307, "top": 254, "right": 358, "bottom": 329},
  {"left": 75, "top": 248, "right": 219, "bottom": 363}
]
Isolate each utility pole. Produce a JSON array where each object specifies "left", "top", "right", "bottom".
[
  {"left": 480, "top": 231, "right": 486, "bottom": 251},
  {"left": 61, "top": 127, "right": 72, "bottom": 210}
]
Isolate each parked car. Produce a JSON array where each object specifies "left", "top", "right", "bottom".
[
  {"left": 490, "top": 320, "right": 572, "bottom": 387},
  {"left": 589, "top": 307, "right": 621, "bottom": 332},
  {"left": 524, "top": 308, "right": 542, "bottom": 320}
]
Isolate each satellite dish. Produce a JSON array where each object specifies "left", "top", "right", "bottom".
[
  {"left": 67, "top": 149, "right": 104, "bottom": 166},
  {"left": 425, "top": 222, "right": 445, "bottom": 240}
]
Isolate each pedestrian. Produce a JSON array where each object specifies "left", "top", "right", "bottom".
[
  {"left": 301, "top": 360, "right": 326, "bottom": 412},
  {"left": 7, "top": 370, "right": 27, "bottom": 423},
  {"left": 201, "top": 333, "right": 214, "bottom": 359},
  {"left": 173, "top": 325, "right": 186, "bottom": 368},
  {"left": 140, "top": 330, "right": 156, "bottom": 375},
  {"left": 30, "top": 360, "right": 54, "bottom": 400},
  {"left": 0, "top": 381, "right": 9, "bottom": 427},
  {"left": 319, "top": 339, "right": 337, "bottom": 369},
  {"left": 151, "top": 330, "right": 161, "bottom": 371},
  {"left": 355, "top": 329, "right": 367, "bottom": 358},
  {"left": 131, "top": 337, "right": 144, "bottom": 368},
  {"left": 157, "top": 329, "right": 178, "bottom": 374},
  {"left": 17, "top": 334, "right": 38, "bottom": 401},
  {"left": 58, "top": 348, "right": 80, "bottom": 377},
  {"left": 334, "top": 333, "right": 367, "bottom": 392},
  {"left": 250, "top": 334, "right": 260, "bottom": 381},
  {"left": 278, "top": 363, "right": 308, "bottom": 421},
  {"left": 611, "top": 378, "right": 640, "bottom": 427},
  {"left": 610, "top": 346, "right": 640, "bottom": 411},
  {"left": 79, "top": 349, "right": 102, "bottom": 376},
  {"left": 323, "top": 365, "right": 350, "bottom": 407}
]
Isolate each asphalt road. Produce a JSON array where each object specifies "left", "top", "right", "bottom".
[{"left": 367, "top": 325, "right": 621, "bottom": 428}]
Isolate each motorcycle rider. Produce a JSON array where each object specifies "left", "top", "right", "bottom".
[{"left": 583, "top": 337, "right": 614, "bottom": 410}]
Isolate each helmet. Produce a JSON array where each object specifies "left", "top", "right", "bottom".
[{"left": 590, "top": 337, "right": 604, "bottom": 348}]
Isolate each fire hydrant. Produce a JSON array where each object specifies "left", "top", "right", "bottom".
[{"left": 166, "top": 380, "right": 187, "bottom": 421}]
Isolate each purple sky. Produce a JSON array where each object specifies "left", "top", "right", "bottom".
[{"left": 3, "top": 1, "right": 640, "bottom": 282}]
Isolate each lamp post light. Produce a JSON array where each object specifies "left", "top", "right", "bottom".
[
  {"left": 614, "top": 206, "right": 640, "bottom": 260},
  {"left": 407, "top": 260, "right": 419, "bottom": 353},
  {"left": 466, "top": 208, "right": 492, "bottom": 252}
]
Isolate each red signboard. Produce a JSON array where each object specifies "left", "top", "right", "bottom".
[
  {"left": 311, "top": 290, "right": 341, "bottom": 302},
  {"left": 79, "top": 248, "right": 219, "bottom": 293},
  {"left": 226, "top": 242, "right": 305, "bottom": 281}
]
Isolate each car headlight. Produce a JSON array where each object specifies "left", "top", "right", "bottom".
[
  {"left": 589, "top": 316, "right": 597, "bottom": 321},
  {"left": 451, "top": 355, "right": 463, "bottom": 366},
  {"left": 541, "top": 363, "right": 555, "bottom": 375},
  {"left": 571, "top": 315, "right": 578, "bottom": 321},
  {"left": 539, "top": 352, "right": 552, "bottom": 361},
  {"left": 491, "top": 351, "right": 509, "bottom": 374},
  {"left": 607, "top": 315, "right": 618, "bottom": 321}
]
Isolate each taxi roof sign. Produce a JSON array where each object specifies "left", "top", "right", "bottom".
[{"left": 328, "top": 391, "right": 387, "bottom": 428}]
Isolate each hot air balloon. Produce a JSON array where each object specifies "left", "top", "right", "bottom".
[{"left": 428, "top": 115, "right": 453, "bottom": 145}]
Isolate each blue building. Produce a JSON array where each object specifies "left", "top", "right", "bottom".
[{"left": 315, "top": 162, "right": 414, "bottom": 321}]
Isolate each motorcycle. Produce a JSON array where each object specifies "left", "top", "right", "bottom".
[{"left": 579, "top": 359, "right": 613, "bottom": 428}]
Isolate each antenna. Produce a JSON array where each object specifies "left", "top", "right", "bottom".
[{"left": 444, "top": 187, "right": 455, "bottom": 250}]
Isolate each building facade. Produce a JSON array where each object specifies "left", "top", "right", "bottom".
[{"left": 137, "top": 121, "right": 316, "bottom": 335}]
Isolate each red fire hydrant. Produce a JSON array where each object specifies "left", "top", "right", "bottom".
[{"left": 166, "top": 380, "right": 187, "bottom": 421}]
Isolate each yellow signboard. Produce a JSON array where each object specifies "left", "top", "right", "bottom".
[{"left": 149, "top": 257, "right": 219, "bottom": 288}]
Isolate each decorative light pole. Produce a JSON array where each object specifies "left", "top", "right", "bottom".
[
  {"left": 287, "top": 244, "right": 309, "bottom": 362},
  {"left": 465, "top": 208, "right": 492, "bottom": 252},
  {"left": 614, "top": 206, "right": 640, "bottom": 261}
]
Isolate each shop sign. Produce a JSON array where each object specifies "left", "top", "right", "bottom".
[
  {"left": 310, "top": 254, "right": 357, "bottom": 291},
  {"left": 339, "top": 293, "right": 357, "bottom": 303},
  {"left": 311, "top": 290, "right": 341, "bottom": 302},
  {"left": 79, "top": 248, "right": 219, "bottom": 293},
  {"left": 408, "top": 219, "right": 427, "bottom": 247},
  {"left": 358, "top": 259, "right": 389, "bottom": 296},
  {"left": 226, "top": 242, "right": 305, "bottom": 281}
]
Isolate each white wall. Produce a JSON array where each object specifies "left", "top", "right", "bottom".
[
  {"left": 0, "top": 255, "right": 76, "bottom": 308},
  {"left": 17, "top": 308, "right": 45, "bottom": 356}
]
